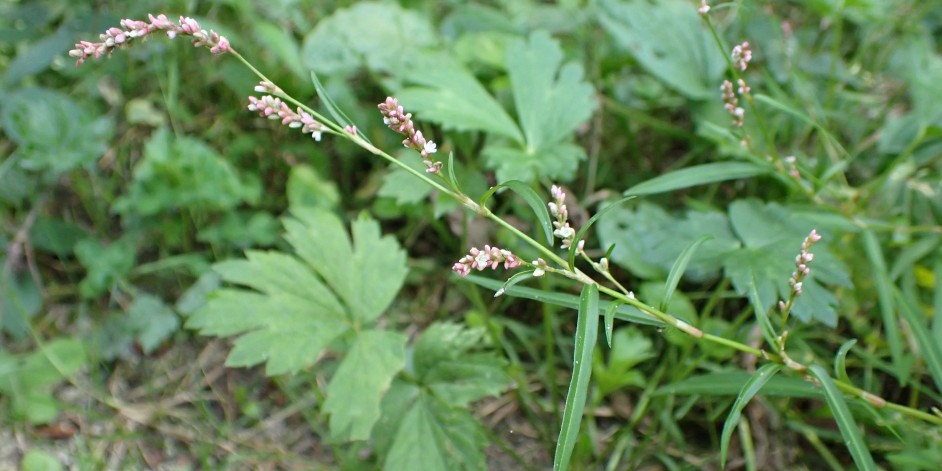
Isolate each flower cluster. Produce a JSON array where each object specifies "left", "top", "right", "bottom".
[
  {"left": 548, "top": 185, "right": 585, "bottom": 254},
  {"left": 786, "top": 229, "right": 821, "bottom": 297},
  {"left": 721, "top": 80, "right": 745, "bottom": 127},
  {"left": 452, "top": 245, "right": 522, "bottom": 277},
  {"left": 69, "top": 14, "right": 231, "bottom": 67},
  {"left": 784, "top": 155, "right": 800, "bottom": 179},
  {"left": 697, "top": 1, "right": 710, "bottom": 15},
  {"left": 377, "top": 97, "right": 440, "bottom": 174},
  {"left": 247, "top": 94, "right": 327, "bottom": 141},
  {"left": 731, "top": 41, "right": 752, "bottom": 71}
]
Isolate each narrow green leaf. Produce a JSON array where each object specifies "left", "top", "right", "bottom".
[
  {"left": 747, "top": 283, "right": 779, "bottom": 350},
  {"left": 626, "top": 162, "right": 768, "bottom": 196},
  {"left": 554, "top": 284, "right": 599, "bottom": 471},
  {"left": 754, "top": 94, "right": 848, "bottom": 161},
  {"left": 504, "top": 181, "right": 554, "bottom": 244},
  {"left": 447, "top": 151, "right": 461, "bottom": 193},
  {"left": 603, "top": 302, "right": 621, "bottom": 348},
  {"left": 934, "top": 259, "right": 942, "bottom": 342},
  {"left": 861, "top": 230, "right": 904, "bottom": 382},
  {"left": 806, "top": 365, "right": 877, "bottom": 471},
  {"left": 656, "top": 371, "right": 818, "bottom": 398},
  {"left": 569, "top": 196, "right": 636, "bottom": 270},
  {"left": 495, "top": 270, "right": 536, "bottom": 297},
  {"left": 310, "top": 71, "right": 371, "bottom": 144},
  {"left": 834, "top": 339, "right": 857, "bottom": 385},
  {"left": 480, "top": 181, "right": 554, "bottom": 244},
  {"left": 660, "top": 235, "right": 712, "bottom": 312},
  {"left": 462, "top": 274, "right": 661, "bottom": 326},
  {"left": 895, "top": 289, "right": 942, "bottom": 393},
  {"left": 720, "top": 364, "right": 782, "bottom": 468}
]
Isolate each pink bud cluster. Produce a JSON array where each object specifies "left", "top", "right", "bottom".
[
  {"left": 452, "top": 245, "right": 522, "bottom": 277},
  {"left": 787, "top": 229, "right": 821, "bottom": 297},
  {"left": 377, "top": 97, "right": 440, "bottom": 174},
  {"left": 549, "top": 185, "right": 585, "bottom": 254},
  {"left": 731, "top": 41, "right": 752, "bottom": 71},
  {"left": 721, "top": 80, "right": 746, "bottom": 127},
  {"left": 247, "top": 94, "right": 327, "bottom": 141},
  {"left": 698, "top": 1, "right": 710, "bottom": 15},
  {"left": 69, "top": 14, "right": 231, "bottom": 67},
  {"left": 784, "top": 155, "right": 800, "bottom": 178}
]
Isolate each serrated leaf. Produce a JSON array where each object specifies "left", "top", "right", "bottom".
[
  {"left": 569, "top": 196, "right": 635, "bottom": 270},
  {"left": 189, "top": 210, "right": 407, "bottom": 375},
  {"left": 285, "top": 208, "right": 408, "bottom": 323},
  {"left": 507, "top": 31, "right": 596, "bottom": 149},
  {"left": 594, "top": 326, "right": 654, "bottom": 395},
  {"left": 807, "top": 365, "right": 878, "bottom": 471},
  {"left": 626, "top": 162, "right": 769, "bottom": 196},
  {"left": 597, "top": 0, "right": 724, "bottom": 99},
  {"left": 483, "top": 142, "right": 586, "bottom": 184},
  {"left": 414, "top": 323, "right": 509, "bottom": 407},
  {"left": 555, "top": 284, "right": 599, "bottom": 471},
  {"left": 383, "top": 393, "right": 487, "bottom": 471},
  {"left": 397, "top": 54, "right": 522, "bottom": 142},
  {"left": 720, "top": 364, "right": 782, "bottom": 468},
  {"left": 378, "top": 153, "right": 433, "bottom": 205},
  {"left": 324, "top": 329, "right": 407, "bottom": 441}
]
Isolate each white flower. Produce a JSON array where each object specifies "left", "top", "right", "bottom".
[{"left": 423, "top": 140, "right": 437, "bottom": 155}]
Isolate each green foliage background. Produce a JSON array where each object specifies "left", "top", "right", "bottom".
[{"left": 2, "top": 0, "right": 942, "bottom": 469}]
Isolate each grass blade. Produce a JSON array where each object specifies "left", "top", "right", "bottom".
[
  {"left": 660, "top": 235, "right": 711, "bottom": 312},
  {"left": 895, "top": 289, "right": 942, "bottom": 393},
  {"left": 861, "top": 229, "right": 905, "bottom": 383},
  {"left": 720, "top": 363, "right": 782, "bottom": 468},
  {"left": 807, "top": 365, "right": 877, "bottom": 471},
  {"left": 625, "top": 162, "right": 768, "bottom": 196},
  {"left": 554, "top": 284, "right": 599, "bottom": 471}
]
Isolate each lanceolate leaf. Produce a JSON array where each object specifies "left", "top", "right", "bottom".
[
  {"left": 661, "top": 235, "right": 712, "bottom": 312},
  {"left": 861, "top": 230, "right": 904, "bottom": 381},
  {"left": 481, "top": 180, "right": 554, "bottom": 244},
  {"left": 834, "top": 339, "right": 857, "bottom": 384},
  {"left": 554, "top": 284, "right": 600, "bottom": 471},
  {"left": 626, "top": 162, "right": 769, "bottom": 196},
  {"left": 895, "top": 290, "right": 942, "bottom": 393},
  {"left": 807, "top": 365, "right": 878, "bottom": 471},
  {"left": 720, "top": 364, "right": 782, "bottom": 468},
  {"left": 324, "top": 329, "right": 407, "bottom": 441}
]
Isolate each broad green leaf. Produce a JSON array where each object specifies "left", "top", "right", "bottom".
[
  {"left": 397, "top": 54, "right": 522, "bottom": 142},
  {"left": 895, "top": 290, "right": 942, "bottom": 393},
  {"left": 285, "top": 208, "right": 408, "bottom": 324},
  {"left": 569, "top": 196, "right": 636, "bottom": 270},
  {"left": 660, "top": 235, "right": 712, "bottom": 312},
  {"left": 834, "top": 339, "right": 857, "bottom": 384},
  {"left": 382, "top": 391, "right": 487, "bottom": 471},
  {"left": 1, "top": 87, "right": 112, "bottom": 174},
  {"left": 113, "top": 128, "right": 260, "bottom": 216},
  {"left": 554, "top": 284, "right": 599, "bottom": 471},
  {"left": 463, "top": 274, "right": 662, "bottom": 326},
  {"left": 74, "top": 236, "right": 137, "bottom": 300},
  {"left": 126, "top": 294, "right": 179, "bottom": 354},
  {"left": 626, "top": 162, "right": 769, "bottom": 196},
  {"left": 21, "top": 449, "right": 64, "bottom": 471},
  {"left": 720, "top": 364, "right": 782, "bottom": 468},
  {"left": 0, "top": 268, "right": 42, "bottom": 339},
  {"left": 378, "top": 153, "right": 434, "bottom": 205},
  {"left": 324, "top": 329, "right": 407, "bottom": 441},
  {"left": 807, "top": 365, "right": 878, "bottom": 471},
  {"left": 596, "top": 0, "right": 724, "bottom": 99},
  {"left": 861, "top": 230, "right": 905, "bottom": 381},
  {"left": 413, "top": 323, "right": 510, "bottom": 407},
  {"left": 189, "top": 210, "right": 407, "bottom": 375},
  {"left": 0, "top": 338, "right": 85, "bottom": 424},
  {"left": 301, "top": 2, "right": 437, "bottom": 76},
  {"left": 3, "top": 27, "right": 73, "bottom": 84},
  {"left": 506, "top": 31, "right": 596, "bottom": 150},
  {"left": 480, "top": 180, "right": 554, "bottom": 244},
  {"left": 287, "top": 164, "right": 341, "bottom": 211},
  {"left": 593, "top": 326, "right": 654, "bottom": 396},
  {"left": 483, "top": 142, "right": 587, "bottom": 184}
]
